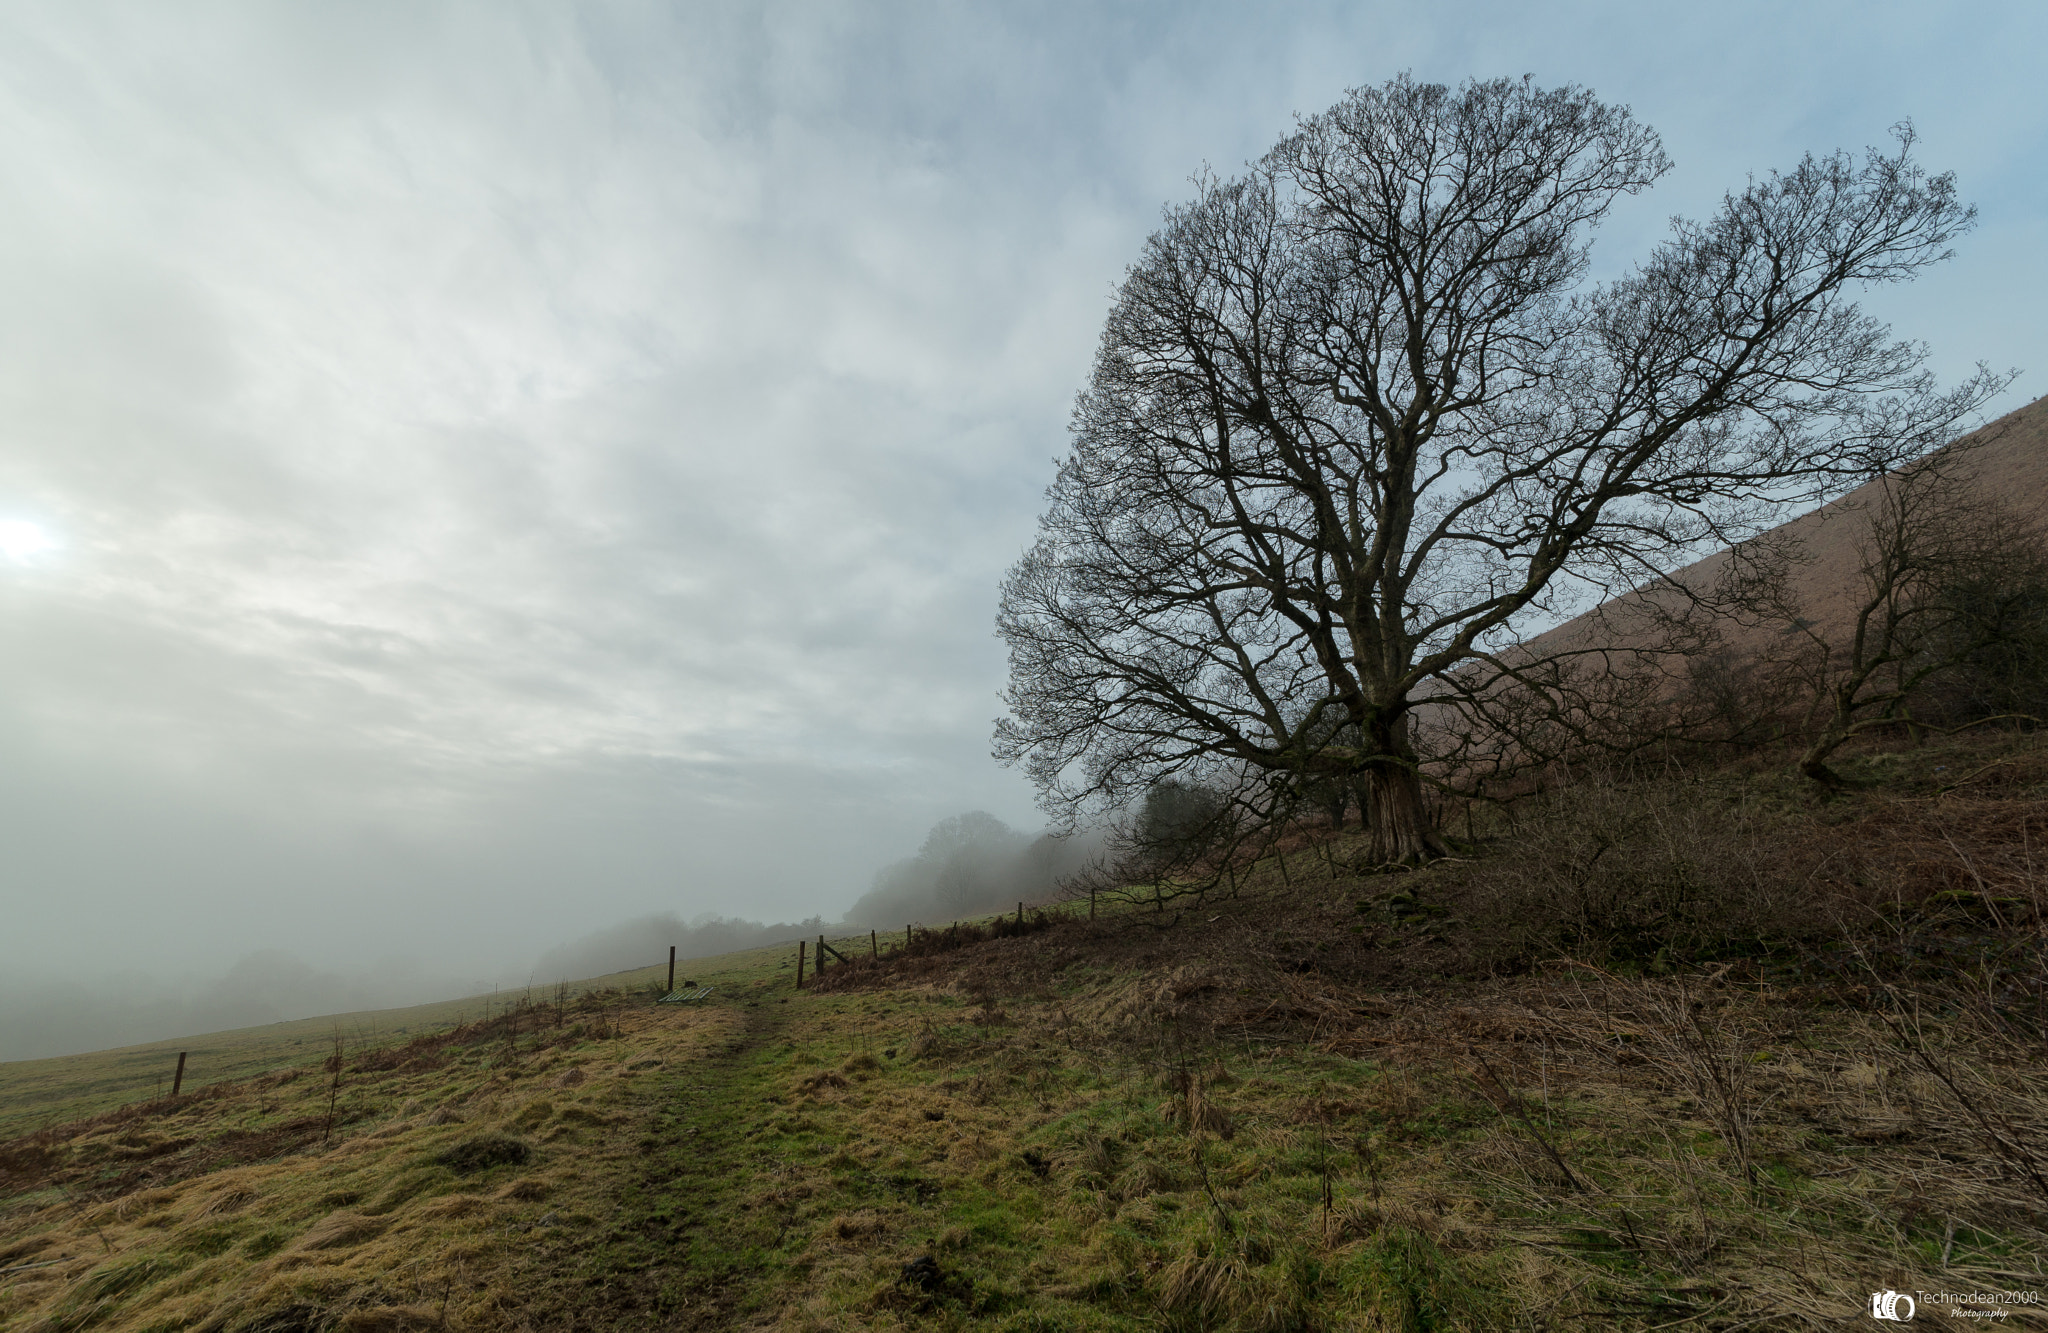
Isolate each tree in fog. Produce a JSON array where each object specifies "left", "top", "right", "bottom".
[
  {"left": 844, "top": 812, "right": 1102, "bottom": 926},
  {"left": 996, "top": 74, "right": 2002, "bottom": 863},
  {"left": 1130, "top": 777, "right": 1230, "bottom": 870}
]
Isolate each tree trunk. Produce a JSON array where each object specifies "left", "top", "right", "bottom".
[
  {"left": 1797, "top": 729, "right": 1850, "bottom": 790},
  {"left": 1360, "top": 763, "right": 1452, "bottom": 864},
  {"left": 1799, "top": 685, "right": 1858, "bottom": 790}
]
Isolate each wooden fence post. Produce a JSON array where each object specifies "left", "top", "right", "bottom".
[
  {"left": 667, "top": 946, "right": 676, "bottom": 994},
  {"left": 797, "top": 940, "right": 806, "bottom": 989},
  {"left": 870, "top": 929, "right": 878, "bottom": 958},
  {"left": 172, "top": 1051, "right": 187, "bottom": 1098},
  {"left": 1090, "top": 887, "right": 1096, "bottom": 920},
  {"left": 1017, "top": 900, "right": 1023, "bottom": 926}
]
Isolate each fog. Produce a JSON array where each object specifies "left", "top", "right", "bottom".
[
  {"left": 3, "top": 3, "right": 2043, "bottom": 1062},
  {"left": 1, "top": 806, "right": 1103, "bottom": 1061},
  {"left": 533, "top": 914, "right": 830, "bottom": 987},
  {"left": 844, "top": 813, "right": 1107, "bottom": 930},
  {"left": 0, "top": 951, "right": 477, "bottom": 1064}
]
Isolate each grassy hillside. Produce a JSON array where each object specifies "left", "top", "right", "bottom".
[
  {"left": 0, "top": 975, "right": 662, "bottom": 1143},
  {"left": 4, "top": 732, "right": 2047, "bottom": 1330}
]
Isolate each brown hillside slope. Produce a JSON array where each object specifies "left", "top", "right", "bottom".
[{"left": 1523, "top": 393, "right": 2048, "bottom": 677}]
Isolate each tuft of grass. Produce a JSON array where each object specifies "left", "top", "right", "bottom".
[{"left": 433, "top": 1135, "right": 529, "bottom": 1177}]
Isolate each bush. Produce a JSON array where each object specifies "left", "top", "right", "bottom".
[
  {"left": 1921, "top": 567, "right": 2048, "bottom": 724},
  {"left": 1466, "top": 774, "right": 1803, "bottom": 964}
]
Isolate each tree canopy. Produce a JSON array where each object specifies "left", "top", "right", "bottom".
[{"left": 996, "top": 74, "right": 2001, "bottom": 863}]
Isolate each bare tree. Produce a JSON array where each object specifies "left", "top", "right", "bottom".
[
  {"left": 1713, "top": 439, "right": 2048, "bottom": 788},
  {"left": 995, "top": 74, "right": 2003, "bottom": 863}
]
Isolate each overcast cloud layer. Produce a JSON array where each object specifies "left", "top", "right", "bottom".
[{"left": 2, "top": 1, "right": 2043, "bottom": 1058}]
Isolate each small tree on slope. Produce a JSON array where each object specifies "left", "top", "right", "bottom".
[{"left": 1712, "top": 437, "right": 2048, "bottom": 788}]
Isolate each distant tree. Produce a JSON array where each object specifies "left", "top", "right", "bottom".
[
  {"left": 1927, "top": 573, "right": 2048, "bottom": 723},
  {"left": 918, "top": 811, "right": 1026, "bottom": 866},
  {"left": 1131, "top": 777, "right": 1229, "bottom": 869},
  {"left": 842, "top": 812, "right": 1102, "bottom": 926},
  {"left": 996, "top": 73, "right": 2002, "bottom": 863}
]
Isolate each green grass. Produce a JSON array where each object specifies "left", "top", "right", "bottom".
[
  {"left": 9, "top": 914, "right": 2048, "bottom": 1329},
  {"left": 586, "top": 983, "right": 1530, "bottom": 1331},
  {"left": 0, "top": 938, "right": 854, "bottom": 1139},
  {"left": 7, "top": 732, "right": 2048, "bottom": 1328}
]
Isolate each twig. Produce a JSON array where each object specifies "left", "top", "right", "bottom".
[
  {"left": 1471, "top": 1049, "right": 1588, "bottom": 1193},
  {"left": 1935, "top": 753, "right": 2027, "bottom": 797},
  {"left": 1873, "top": 1005, "right": 2048, "bottom": 1203},
  {"left": 0, "top": 1258, "right": 70, "bottom": 1275}
]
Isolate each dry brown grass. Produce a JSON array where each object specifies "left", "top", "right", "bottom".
[
  {"left": 760, "top": 731, "right": 2048, "bottom": 1327},
  {"left": 0, "top": 990, "right": 741, "bottom": 1332},
  {"left": 9, "top": 732, "right": 2044, "bottom": 1330}
]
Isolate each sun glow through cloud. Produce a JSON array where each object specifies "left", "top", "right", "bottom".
[{"left": 0, "top": 518, "right": 55, "bottom": 562}]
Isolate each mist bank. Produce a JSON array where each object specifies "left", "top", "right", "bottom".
[
  {"left": 0, "top": 950, "right": 479, "bottom": 1064},
  {"left": 529, "top": 811, "right": 1105, "bottom": 987},
  {"left": 5, "top": 811, "right": 1098, "bottom": 1064},
  {"left": 842, "top": 812, "right": 1105, "bottom": 928},
  {"left": 530, "top": 912, "right": 833, "bottom": 985}
]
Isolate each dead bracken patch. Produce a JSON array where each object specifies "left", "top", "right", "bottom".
[{"left": 793, "top": 1070, "right": 850, "bottom": 1094}]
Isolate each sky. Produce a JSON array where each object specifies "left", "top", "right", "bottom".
[{"left": 2, "top": 0, "right": 2044, "bottom": 1055}]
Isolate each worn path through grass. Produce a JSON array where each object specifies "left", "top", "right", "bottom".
[
  {"left": 565, "top": 982, "right": 1022, "bottom": 1330},
  {"left": 0, "top": 958, "right": 803, "bottom": 1331},
  {"left": 538, "top": 985, "right": 798, "bottom": 1328}
]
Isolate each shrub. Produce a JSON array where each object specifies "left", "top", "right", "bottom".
[{"left": 1465, "top": 773, "right": 1803, "bottom": 964}]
